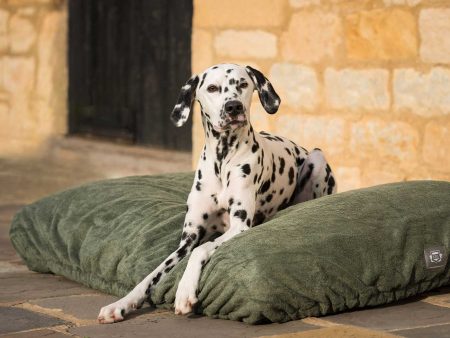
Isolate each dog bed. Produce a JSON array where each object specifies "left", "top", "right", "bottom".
[{"left": 9, "top": 173, "right": 450, "bottom": 323}]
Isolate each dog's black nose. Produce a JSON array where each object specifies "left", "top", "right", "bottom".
[{"left": 224, "top": 100, "right": 244, "bottom": 116}]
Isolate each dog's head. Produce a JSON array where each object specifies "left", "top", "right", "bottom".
[{"left": 170, "top": 64, "right": 280, "bottom": 132}]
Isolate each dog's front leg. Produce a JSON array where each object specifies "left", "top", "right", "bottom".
[{"left": 174, "top": 190, "right": 256, "bottom": 315}]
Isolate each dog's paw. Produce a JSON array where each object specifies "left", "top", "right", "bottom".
[
  {"left": 174, "top": 286, "right": 197, "bottom": 315},
  {"left": 97, "top": 299, "right": 138, "bottom": 324}
]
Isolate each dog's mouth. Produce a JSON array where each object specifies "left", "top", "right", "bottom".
[{"left": 214, "top": 114, "right": 247, "bottom": 132}]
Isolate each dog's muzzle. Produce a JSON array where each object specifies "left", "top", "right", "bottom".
[{"left": 223, "top": 100, "right": 247, "bottom": 128}]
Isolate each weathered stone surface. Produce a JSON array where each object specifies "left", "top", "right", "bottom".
[
  {"left": 275, "top": 114, "right": 346, "bottom": 157},
  {"left": 31, "top": 294, "right": 119, "bottom": 321},
  {"left": 327, "top": 300, "right": 450, "bottom": 331},
  {"left": 393, "top": 68, "right": 450, "bottom": 116},
  {"left": 264, "top": 325, "right": 401, "bottom": 338},
  {"left": 422, "top": 120, "right": 450, "bottom": 168},
  {"left": 214, "top": 30, "right": 277, "bottom": 59},
  {"left": 361, "top": 168, "right": 405, "bottom": 188},
  {"left": 345, "top": 9, "right": 417, "bottom": 60},
  {"left": 250, "top": 101, "right": 271, "bottom": 133},
  {"left": 325, "top": 68, "right": 389, "bottom": 110},
  {"left": 396, "top": 324, "right": 450, "bottom": 338},
  {"left": 269, "top": 63, "right": 318, "bottom": 109},
  {"left": 419, "top": 9, "right": 450, "bottom": 64},
  {"left": 383, "top": 0, "right": 422, "bottom": 6},
  {"left": 9, "top": 14, "right": 36, "bottom": 53},
  {"left": 289, "top": 0, "right": 320, "bottom": 7},
  {"left": 35, "top": 9, "right": 68, "bottom": 136},
  {"left": 71, "top": 311, "right": 319, "bottom": 338},
  {"left": 2, "top": 56, "right": 35, "bottom": 93},
  {"left": 194, "top": 0, "right": 286, "bottom": 28},
  {"left": 0, "top": 272, "right": 97, "bottom": 303},
  {"left": 1, "top": 328, "right": 69, "bottom": 338},
  {"left": 192, "top": 29, "right": 213, "bottom": 74},
  {"left": 334, "top": 166, "right": 361, "bottom": 192},
  {"left": 0, "top": 9, "right": 9, "bottom": 52},
  {"left": 350, "top": 119, "right": 419, "bottom": 165},
  {"left": 281, "top": 11, "right": 342, "bottom": 64},
  {"left": 0, "top": 307, "right": 66, "bottom": 335}
]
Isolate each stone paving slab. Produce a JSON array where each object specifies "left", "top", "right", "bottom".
[
  {"left": 70, "top": 312, "right": 320, "bottom": 338},
  {"left": 30, "top": 294, "right": 119, "bottom": 321},
  {"left": 0, "top": 328, "right": 73, "bottom": 338},
  {"left": 325, "top": 296, "right": 450, "bottom": 331},
  {"left": 395, "top": 323, "right": 450, "bottom": 338},
  {"left": 0, "top": 307, "right": 67, "bottom": 335},
  {"left": 259, "top": 325, "right": 402, "bottom": 338},
  {"left": 0, "top": 272, "right": 98, "bottom": 304}
]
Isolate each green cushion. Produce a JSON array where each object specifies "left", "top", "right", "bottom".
[{"left": 10, "top": 173, "right": 450, "bottom": 323}]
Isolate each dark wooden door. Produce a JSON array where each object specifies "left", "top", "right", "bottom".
[{"left": 68, "top": 0, "right": 193, "bottom": 150}]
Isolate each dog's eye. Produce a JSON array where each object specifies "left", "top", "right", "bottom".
[
  {"left": 207, "top": 85, "right": 219, "bottom": 93},
  {"left": 240, "top": 82, "right": 248, "bottom": 89}
]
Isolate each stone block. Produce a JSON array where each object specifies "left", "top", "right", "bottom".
[
  {"left": 35, "top": 9, "right": 68, "bottom": 135},
  {"left": 281, "top": 11, "right": 342, "bottom": 64},
  {"left": 269, "top": 63, "right": 318, "bottom": 110},
  {"left": 345, "top": 9, "right": 417, "bottom": 60},
  {"left": 383, "top": 0, "right": 422, "bottom": 6},
  {"left": 2, "top": 56, "right": 35, "bottom": 93},
  {"left": 31, "top": 294, "right": 119, "bottom": 321},
  {"left": 9, "top": 14, "right": 36, "bottom": 53},
  {"left": 327, "top": 300, "right": 450, "bottom": 331},
  {"left": 334, "top": 166, "right": 361, "bottom": 192},
  {"left": 214, "top": 30, "right": 277, "bottom": 59},
  {"left": 0, "top": 307, "right": 66, "bottom": 335},
  {"left": 325, "top": 68, "right": 390, "bottom": 110},
  {"left": 192, "top": 29, "right": 213, "bottom": 74},
  {"left": 350, "top": 119, "right": 419, "bottom": 165},
  {"left": 194, "top": 0, "right": 286, "bottom": 28},
  {"left": 289, "top": 0, "right": 320, "bottom": 7},
  {"left": 0, "top": 9, "right": 9, "bottom": 52},
  {"left": 393, "top": 68, "right": 450, "bottom": 117},
  {"left": 275, "top": 114, "right": 346, "bottom": 157},
  {"left": 0, "top": 272, "right": 97, "bottom": 303},
  {"left": 422, "top": 120, "right": 450, "bottom": 168},
  {"left": 420, "top": 9, "right": 450, "bottom": 64}
]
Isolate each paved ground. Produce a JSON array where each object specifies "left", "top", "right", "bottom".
[{"left": 0, "top": 137, "right": 449, "bottom": 338}]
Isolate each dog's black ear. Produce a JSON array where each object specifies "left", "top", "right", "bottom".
[
  {"left": 245, "top": 66, "right": 280, "bottom": 114},
  {"left": 170, "top": 75, "right": 200, "bottom": 127}
]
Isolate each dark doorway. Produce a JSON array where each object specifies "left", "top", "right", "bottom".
[{"left": 68, "top": 0, "right": 193, "bottom": 151}]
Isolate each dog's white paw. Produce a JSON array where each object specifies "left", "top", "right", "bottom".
[
  {"left": 97, "top": 299, "right": 138, "bottom": 324},
  {"left": 174, "top": 285, "right": 197, "bottom": 315}
]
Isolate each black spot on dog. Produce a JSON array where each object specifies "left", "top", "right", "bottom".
[
  {"left": 266, "top": 194, "right": 273, "bottom": 202},
  {"left": 241, "top": 164, "right": 251, "bottom": 175},
  {"left": 253, "top": 212, "right": 265, "bottom": 226},
  {"left": 165, "top": 259, "right": 173, "bottom": 266},
  {"left": 299, "top": 163, "right": 314, "bottom": 192},
  {"left": 259, "top": 180, "right": 271, "bottom": 194},
  {"left": 279, "top": 157, "right": 285, "bottom": 175},
  {"left": 198, "top": 226, "right": 206, "bottom": 241},
  {"left": 285, "top": 147, "right": 292, "bottom": 156},
  {"left": 327, "top": 175, "right": 336, "bottom": 194},
  {"left": 199, "top": 72, "right": 207, "bottom": 88},
  {"left": 246, "top": 218, "right": 251, "bottom": 226},
  {"left": 196, "top": 181, "right": 202, "bottom": 191},
  {"left": 203, "top": 213, "right": 208, "bottom": 220},
  {"left": 233, "top": 209, "right": 247, "bottom": 222},
  {"left": 289, "top": 167, "right": 295, "bottom": 185},
  {"left": 198, "top": 170, "right": 202, "bottom": 180},
  {"left": 229, "top": 198, "right": 234, "bottom": 206},
  {"left": 152, "top": 272, "right": 162, "bottom": 285},
  {"left": 279, "top": 188, "right": 284, "bottom": 195}
]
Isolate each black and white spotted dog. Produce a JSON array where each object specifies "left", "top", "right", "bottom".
[{"left": 98, "top": 64, "right": 337, "bottom": 323}]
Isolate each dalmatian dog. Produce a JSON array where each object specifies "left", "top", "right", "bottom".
[{"left": 98, "top": 64, "right": 337, "bottom": 323}]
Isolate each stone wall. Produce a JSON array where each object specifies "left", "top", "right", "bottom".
[
  {"left": 191, "top": 0, "right": 450, "bottom": 191},
  {"left": 0, "top": 0, "right": 67, "bottom": 157}
]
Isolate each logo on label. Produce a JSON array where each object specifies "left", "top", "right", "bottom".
[{"left": 424, "top": 246, "right": 448, "bottom": 269}]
